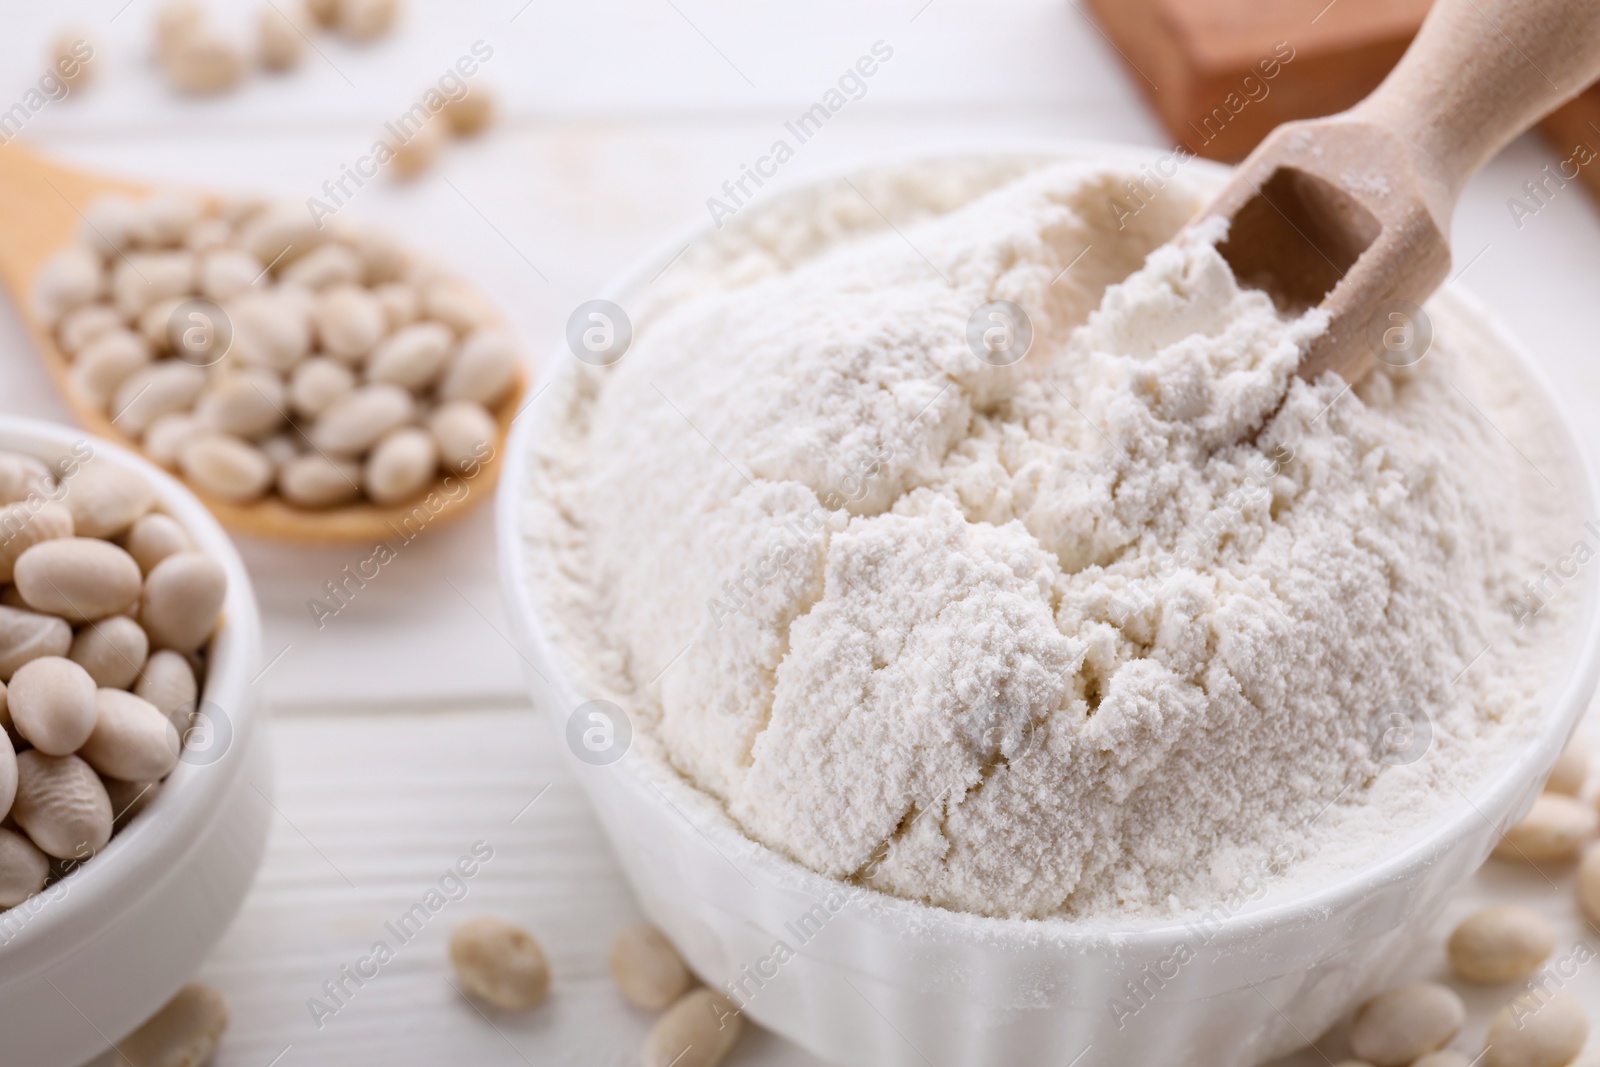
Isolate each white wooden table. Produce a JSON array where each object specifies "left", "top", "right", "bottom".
[{"left": 4, "top": 2, "right": 1600, "bottom": 1063}]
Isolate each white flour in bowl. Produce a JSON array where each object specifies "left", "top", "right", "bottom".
[{"left": 520, "top": 157, "right": 1585, "bottom": 921}]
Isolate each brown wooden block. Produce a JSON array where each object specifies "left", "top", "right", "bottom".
[{"left": 1085, "top": 0, "right": 1431, "bottom": 161}]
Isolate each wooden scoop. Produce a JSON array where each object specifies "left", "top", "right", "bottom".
[
  {"left": 1197, "top": 0, "right": 1600, "bottom": 382},
  {"left": 0, "top": 142, "right": 525, "bottom": 543}
]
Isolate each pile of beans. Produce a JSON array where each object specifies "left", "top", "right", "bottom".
[
  {"left": 1334, "top": 738, "right": 1598, "bottom": 1067},
  {"left": 0, "top": 451, "right": 221, "bottom": 909},
  {"left": 154, "top": 0, "right": 400, "bottom": 94},
  {"left": 33, "top": 193, "right": 518, "bottom": 511},
  {"left": 447, "top": 916, "right": 743, "bottom": 1067}
]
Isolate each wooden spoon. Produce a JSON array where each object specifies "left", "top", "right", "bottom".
[
  {"left": 1197, "top": 0, "right": 1600, "bottom": 383},
  {"left": 0, "top": 141, "right": 525, "bottom": 543}
]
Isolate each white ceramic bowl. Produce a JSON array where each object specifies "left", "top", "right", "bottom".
[
  {"left": 0, "top": 417, "right": 270, "bottom": 1067},
  {"left": 497, "top": 143, "right": 1600, "bottom": 1066}
]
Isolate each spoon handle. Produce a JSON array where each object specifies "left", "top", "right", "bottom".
[{"left": 1351, "top": 0, "right": 1600, "bottom": 207}]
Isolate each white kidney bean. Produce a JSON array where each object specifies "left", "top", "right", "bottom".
[
  {"left": 116, "top": 983, "right": 229, "bottom": 1067},
  {"left": 237, "top": 202, "right": 321, "bottom": 267},
  {"left": 34, "top": 246, "right": 104, "bottom": 326},
  {"left": 279, "top": 453, "right": 362, "bottom": 508},
  {"left": 70, "top": 616, "right": 150, "bottom": 690},
  {"left": 136, "top": 194, "right": 202, "bottom": 248},
  {"left": 179, "top": 432, "right": 274, "bottom": 503},
  {"left": 0, "top": 825, "right": 48, "bottom": 906},
  {"left": 0, "top": 728, "right": 13, "bottom": 820},
  {"left": 11, "top": 750, "right": 112, "bottom": 858},
  {"left": 1411, "top": 1053, "right": 1471, "bottom": 1067},
  {"left": 8, "top": 656, "right": 99, "bottom": 756},
  {"left": 423, "top": 277, "right": 493, "bottom": 334},
  {"left": 80, "top": 688, "right": 180, "bottom": 782},
  {"left": 374, "top": 282, "right": 418, "bottom": 330},
  {"left": 387, "top": 120, "right": 444, "bottom": 181},
  {"left": 1484, "top": 990, "right": 1588, "bottom": 1067},
  {"left": 643, "top": 989, "right": 743, "bottom": 1067},
  {"left": 1348, "top": 982, "right": 1465, "bottom": 1067},
  {"left": 440, "top": 329, "right": 517, "bottom": 405},
  {"left": 199, "top": 248, "right": 263, "bottom": 302},
  {"left": 0, "top": 501, "right": 73, "bottom": 583},
  {"left": 140, "top": 551, "right": 226, "bottom": 653},
  {"left": 1578, "top": 844, "right": 1600, "bottom": 925},
  {"left": 609, "top": 922, "right": 691, "bottom": 1010},
  {"left": 122, "top": 512, "right": 192, "bottom": 575},
  {"left": 57, "top": 303, "right": 123, "bottom": 355},
  {"left": 111, "top": 252, "right": 194, "bottom": 320},
  {"left": 80, "top": 195, "right": 141, "bottom": 257},
  {"left": 347, "top": 227, "right": 409, "bottom": 284},
  {"left": 135, "top": 650, "right": 198, "bottom": 731},
  {"left": 64, "top": 463, "right": 157, "bottom": 539},
  {"left": 184, "top": 216, "right": 231, "bottom": 254},
  {"left": 448, "top": 916, "right": 551, "bottom": 1011},
  {"left": 71, "top": 328, "right": 153, "bottom": 409},
  {"left": 364, "top": 427, "right": 437, "bottom": 505},
  {"left": 428, "top": 401, "right": 496, "bottom": 474},
  {"left": 0, "top": 606, "right": 73, "bottom": 681},
  {"left": 230, "top": 290, "right": 312, "bottom": 371},
  {"left": 281, "top": 243, "right": 362, "bottom": 290},
  {"left": 0, "top": 453, "right": 50, "bottom": 505},
  {"left": 310, "top": 384, "right": 413, "bottom": 454},
  {"left": 258, "top": 3, "right": 306, "bottom": 71},
  {"left": 14, "top": 538, "right": 143, "bottom": 623},
  {"left": 1494, "top": 794, "right": 1596, "bottom": 863},
  {"left": 1447, "top": 905, "right": 1555, "bottom": 983},
  {"left": 367, "top": 322, "right": 453, "bottom": 390},
  {"left": 112, "top": 361, "right": 207, "bottom": 435},
  {"left": 288, "top": 357, "right": 355, "bottom": 418},
  {"left": 195, "top": 369, "right": 287, "bottom": 439},
  {"left": 143, "top": 413, "right": 199, "bottom": 470},
  {"left": 314, "top": 284, "right": 388, "bottom": 360}
]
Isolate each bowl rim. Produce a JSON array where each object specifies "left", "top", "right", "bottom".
[
  {"left": 496, "top": 137, "right": 1600, "bottom": 951},
  {"left": 0, "top": 416, "right": 263, "bottom": 977}
]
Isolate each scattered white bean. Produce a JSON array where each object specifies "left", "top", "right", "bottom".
[
  {"left": 11, "top": 750, "right": 112, "bottom": 859},
  {"left": 1494, "top": 794, "right": 1597, "bottom": 863},
  {"left": 52, "top": 31, "right": 96, "bottom": 92},
  {"left": 310, "top": 384, "right": 413, "bottom": 454},
  {"left": 178, "top": 431, "right": 274, "bottom": 503},
  {"left": 386, "top": 119, "right": 444, "bottom": 181},
  {"left": 140, "top": 551, "right": 227, "bottom": 653},
  {"left": 135, "top": 650, "right": 198, "bottom": 731},
  {"left": 449, "top": 916, "right": 551, "bottom": 1011},
  {"left": 1447, "top": 905, "right": 1555, "bottom": 983},
  {"left": 71, "top": 616, "right": 150, "bottom": 690},
  {"left": 1484, "top": 990, "right": 1588, "bottom": 1067},
  {"left": 258, "top": 2, "right": 306, "bottom": 71},
  {"left": 14, "top": 538, "right": 143, "bottom": 623},
  {"left": 164, "top": 28, "right": 246, "bottom": 95},
  {"left": 0, "top": 826, "right": 49, "bottom": 907},
  {"left": 9, "top": 656, "right": 99, "bottom": 756},
  {"left": 643, "top": 989, "right": 743, "bottom": 1067},
  {"left": 115, "top": 983, "right": 229, "bottom": 1067},
  {"left": 442, "top": 88, "right": 495, "bottom": 137},
  {"left": 80, "top": 688, "right": 179, "bottom": 782},
  {"left": 305, "top": 0, "right": 338, "bottom": 27},
  {"left": 0, "top": 501, "right": 73, "bottom": 583},
  {"left": 338, "top": 0, "right": 400, "bottom": 41},
  {"left": 1348, "top": 982, "right": 1465, "bottom": 1067},
  {"left": 278, "top": 453, "right": 362, "bottom": 508},
  {"left": 0, "top": 606, "right": 73, "bottom": 681},
  {"left": 154, "top": 0, "right": 205, "bottom": 60},
  {"left": 609, "top": 922, "right": 691, "bottom": 1010}
]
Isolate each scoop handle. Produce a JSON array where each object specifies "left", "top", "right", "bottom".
[{"left": 1351, "top": 0, "right": 1600, "bottom": 206}]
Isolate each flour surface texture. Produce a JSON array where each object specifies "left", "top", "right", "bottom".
[{"left": 522, "top": 159, "right": 1581, "bottom": 921}]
